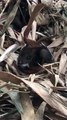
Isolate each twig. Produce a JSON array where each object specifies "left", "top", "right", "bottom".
[{"left": 0, "top": 0, "right": 10, "bottom": 18}]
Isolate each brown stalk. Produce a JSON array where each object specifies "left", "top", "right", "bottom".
[{"left": 24, "top": 3, "right": 48, "bottom": 47}]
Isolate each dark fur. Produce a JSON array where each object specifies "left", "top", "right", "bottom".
[{"left": 17, "top": 45, "right": 53, "bottom": 73}]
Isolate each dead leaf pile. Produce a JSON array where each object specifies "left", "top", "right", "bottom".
[{"left": 0, "top": 0, "right": 67, "bottom": 120}]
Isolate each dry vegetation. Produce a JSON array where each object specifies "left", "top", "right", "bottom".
[{"left": 0, "top": 0, "right": 67, "bottom": 120}]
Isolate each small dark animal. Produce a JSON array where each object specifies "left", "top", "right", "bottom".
[{"left": 17, "top": 45, "right": 53, "bottom": 74}]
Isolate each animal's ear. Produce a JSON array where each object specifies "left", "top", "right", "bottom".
[{"left": 39, "top": 44, "right": 53, "bottom": 63}]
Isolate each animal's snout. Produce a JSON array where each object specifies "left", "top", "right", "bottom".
[{"left": 21, "top": 63, "right": 29, "bottom": 69}]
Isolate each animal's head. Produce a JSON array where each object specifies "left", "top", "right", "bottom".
[
  {"left": 17, "top": 45, "right": 39, "bottom": 71},
  {"left": 17, "top": 45, "right": 53, "bottom": 73}
]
